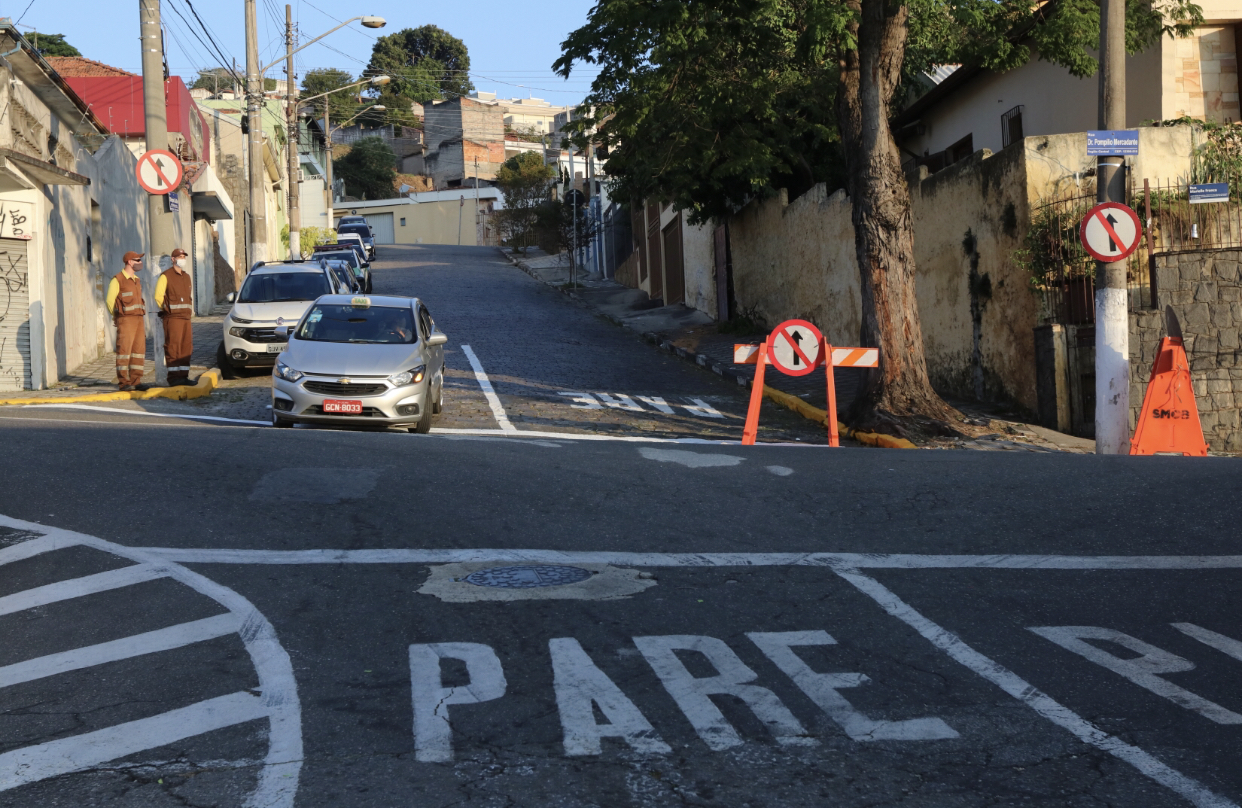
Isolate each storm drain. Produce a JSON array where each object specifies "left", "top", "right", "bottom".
[{"left": 463, "top": 565, "right": 593, "bottom": 588}]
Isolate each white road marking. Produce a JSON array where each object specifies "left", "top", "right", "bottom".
[
  {"left": 0, "top": 514, "right": 303, "bottom": 808},
  {"left": 557, "top": 392, "right": 602, "bottom": 409},
  {"left": 556, "top": 392, "right": 726, "bottom": 419},
  {"left": 638, "top": 447, "right": 744, "bottom": 467},
  {"left": 128, "top": 548, "right": 1242, "bottom": 569},
  {"left": 597, "top": 393, "right": 644, "bottom": 412},
  {"left": 1172, "top": 622, "right": 1242, "bottom": 662},
  {"left": 0, "top": 564, "right": 166, "bottom": 617},
  {"left": 432, "top": 427, "right": 736, "bottom": 444},
  {"left": 636, "top": 396, "right": 675, "bottom": 414},
  {"left": 19, "top": 403, "right": 270, "bottom": 426},
  {"left": 460, "top": 345, "right": 515, "bottom": 432},
  {"left": 633, "top": 635, "right": 815, "bottom": 750},
  {"left": 835, "top": 568, "right": 1238, "bottom": 808},
  {"left": 409, "top": 642, "right": 507, "bottom": 763},
  {"left": 683, "top": 398, "right": 724, "bottom": 418},
  {"left": 1028, "top": 626, "right": 1242, "bottom": 724},
  {"left": 766, "top": 465, "right": 794, "bottom": 476},
  {"left": 747, "top": 630, "right": 958, "bottom": 741},
  {"left": 0, "top": 613, "right": 241, "bottom": 688},
  {"left": 0, "top": 691, "right": 268, "bottom": 791},
  {"left": 550, "top": 637, "right": 671, "bottom": 756}
]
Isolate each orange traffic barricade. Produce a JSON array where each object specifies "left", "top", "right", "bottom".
[{"left": 1130, "top": 308, "right": 1208, "bottom": 456}]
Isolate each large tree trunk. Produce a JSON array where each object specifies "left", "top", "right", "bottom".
[{"left": 837, "top": 0, "right": 959, "bottom": 436}]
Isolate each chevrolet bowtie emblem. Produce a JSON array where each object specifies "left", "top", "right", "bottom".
[{"left": 338, "top": 378, "right": 351, "bottom": 384}]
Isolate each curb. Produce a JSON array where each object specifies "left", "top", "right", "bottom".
[
  {"left": 0, "top": 369, "right": 222, "bottom": 407},
  {"left": 498, "top": 248, "right": 915, "bottom": 448}
]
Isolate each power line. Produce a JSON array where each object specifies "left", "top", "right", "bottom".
[
  {"left": 177, "top": 0, "right": 242, "bottom": 84},
  {"left": 15, "top": 0, "right": 37, "bottom": 25}
]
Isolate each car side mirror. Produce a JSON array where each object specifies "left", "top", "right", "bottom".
[
  {"left": 226, "top": 292, "right": 236, "bottom": 303},
  {"left": 427, "top": 332, "right": 448, "bottom": 347},
  {"left": 275, "top": 325, "right": 290, "bottom": 339}
]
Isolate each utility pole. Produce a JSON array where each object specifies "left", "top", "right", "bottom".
[
  {"left": 1095, "top": 0, "right": 1129, "bottom": 454},
  {"left": 474, "top": 156, "right": 480, "bottom": 246},
  {"left": 285, "top": 4, "right": 301, "bottom": 260},
  {"left": 324, "top": 103, "right": 334, "bottom": 231},
  {"left": 245, "top": 0, "right": 267, "bottom": 268},
  {"left": 139, "top": 0, "right": 172, "bottom": 386},
  {"left": 457, "top": 194, "right": 464, "bottom": 245}
]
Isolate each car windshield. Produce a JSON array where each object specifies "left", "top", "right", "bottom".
[
  {"left": 238, "top": 271, "right": 331, "bottom": 303},
  {"left": 296, "top": 304, "right": 417, "bottom": 344},
  {"left": 338, "top": 225, "right": 371, "bottom": 239},
  {"left": 316, "top": 251, "right": 362, "bottom": 274}
]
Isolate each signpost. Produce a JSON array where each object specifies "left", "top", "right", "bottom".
[
  {"left": 1079, "top": 201, "right": 1142, "bottom": 263},
  {"left": 136, "top": 149, "right": 184, "bottom": 196},
  {"left": 765, "top": 320, "right": 823, "bottom": 376},
  {"left": 1087, "top": 130, "right": 1139, "bottom": 156},
  {"left": 1189, "top": 183, "right": 1230, "bottom": 204}
]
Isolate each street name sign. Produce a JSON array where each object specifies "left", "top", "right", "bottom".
[
  {"left": 1190, "top": 182, "right": 1230, "bottom": 204},
  {"left": 765, "top": 319, "right": 824, "bottom": 376},
  {"left": 1080, "top": 202, "right": 1142, "bottom": 262},
  {"left": 136, "top": 149, "right": 184, "bottom": 195},
  {"left": 1087, "top": 130, "right": 1139, "bottom": 156}
]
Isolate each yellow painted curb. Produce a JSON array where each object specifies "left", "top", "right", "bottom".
[
  {"left": 760, "top": 385, "right": 917, "bottom": 449},
  {"left": 0, "top": 369, "right": 221, "bottom": 406}
]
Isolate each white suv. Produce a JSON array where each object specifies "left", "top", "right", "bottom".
[{"left": 218, "top": 262, "right": 344, "bottom": 378}]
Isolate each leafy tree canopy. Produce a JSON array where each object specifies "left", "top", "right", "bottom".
[
  {"left": 34, "top": 33, "right": 79, "bottom": 57},
  {"left": 365, "top": 25, "right": 473, "bottom": 103},
  {"left": 334, "top": 136, "right": 398, "bottom": 200},
  {"left": 301, "top": 68, "right": 358, "bottom": 121}
]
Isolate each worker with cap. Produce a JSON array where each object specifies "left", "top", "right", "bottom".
[
  {"left": 105, "top": 251, "right": 147, "bottom": 390},
  {"left": 156, "top": 248, "right": 194, "bottom": 386}
]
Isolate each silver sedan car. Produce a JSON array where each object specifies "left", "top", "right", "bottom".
[{"left": 270, "top": 295, "right": 447, "bottom": 432}]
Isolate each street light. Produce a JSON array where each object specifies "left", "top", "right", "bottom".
[
  {"left": 301, "top": 77, "right": 392, "bottom": 231},
  {"left": 245, "top": 4, "right": 387, "bottom": 263}
]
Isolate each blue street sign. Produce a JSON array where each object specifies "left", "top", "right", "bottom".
[
  {"left": 1189, "top": 182, "right": 1230, "bottom": 204},
  {"left": 1087, "top": 130, "right": 1139, "bottom": 156},
  {"left": 168, "top": 191, "right": 180, "bottom": 213}
]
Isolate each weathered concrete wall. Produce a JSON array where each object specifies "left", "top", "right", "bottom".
[
  {"left": 681, "top": 220, "right": 717, "bottom": 317},
  {"left": 1132, "top": 250, "right": 1242, "bottom": 452},
  {"left": 729, "top": 185, "right": 862, "bottom": 346}
]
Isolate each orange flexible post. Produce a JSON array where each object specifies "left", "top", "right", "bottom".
[
  {"left": 741, "top": 343, "right": 768, "bottom": 445},
  {"left": 824, "top": 340, "right": 839, "bottom": 447}
]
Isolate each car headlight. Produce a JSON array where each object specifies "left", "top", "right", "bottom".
[
  {"left": 230, "top": 315, "right": 253, "bottom": 325},
  {"left": 229, "top": 327, "right": 247, "bottom": 337},
  {"left": 389, "top": 365, "right": 425, "bottom": 387},
  {"left": 274, "top": 361, "right": 304, "bottom": 382}
]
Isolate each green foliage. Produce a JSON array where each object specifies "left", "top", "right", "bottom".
[
  {"left": 280, "top": 225, "right": 338, "bottom": 256},
  {"left": 301, "top": 68, "right": 358, "bottom": 122},
  {"left": 365, "top": 25, "right": 472, "bottom": 108},
  {"left": 1149, "top": 116, "right": 1242, "bottom": 184},
  {"left": 333, "top": 137, "right": 398, "bottom": 201},
  {"left": 34, "top": 33, "right": 80, "bottom": 58},
  {"left": 495, "top": 153, "right": 556, "bottom": 252}
]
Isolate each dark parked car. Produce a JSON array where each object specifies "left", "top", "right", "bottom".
[{"left": 336, "top": 221, "right": 376, "bottom": 260}]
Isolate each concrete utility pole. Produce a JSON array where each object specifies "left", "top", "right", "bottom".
[
  {"left": 457, "top": 194, "right": 464, "bottom": 245},
  {"left": 1095, "top": 0, "right": 1129, "bottom": 454},
  {"left": 245, "top": 0, "right": 267, "bottom": 268},
  {"left": 474, "top": 156, "right": 480, "bottom": 246},
  {"left": 324, "top": 104, "right": 334, "bottom": 231},
  {"left": 285, "top": 4, "right": 301, "bottom": 260},
  {"left": 139, "top": 0, "right": 171, "bottom": 386}
]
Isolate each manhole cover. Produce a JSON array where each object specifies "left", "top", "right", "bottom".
[{"left": 463, "top": 565, "right": 593, "bottom": 588}]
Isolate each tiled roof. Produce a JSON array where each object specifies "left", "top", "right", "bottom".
[{"left": 46, "top": 57, "right": 137, "bottom": 78}]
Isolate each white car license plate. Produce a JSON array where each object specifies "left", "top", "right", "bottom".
[
  {"left": 323, "top": 399, "right": 363, "bottom": 414},
  {"left": 266, "top": 343, "right": 287, "bottom": 354}
]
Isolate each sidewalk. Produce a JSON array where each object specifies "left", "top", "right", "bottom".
[
  {"left": 0, "top": 309, "right": 225, "bottom": 401},
  {"left": 503, "top": 247, "right": 1096, "bottom": 453}
]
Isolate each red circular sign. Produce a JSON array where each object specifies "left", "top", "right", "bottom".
[
  {"left": 1079, "top": 202, "right": 1142, "bottom": 262},
  {"left": 135, "top": 149, "right": 184, "bottom": 195},
  {"left": 766, "top": 319, "right": 824, "bottom": 376}
]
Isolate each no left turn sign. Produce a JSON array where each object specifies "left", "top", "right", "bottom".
[
  {"left": 1080, "top": 202, "right": 1142, "bottom": 262},
  {"left": 766, "top": 319, "right": 824, "bottom": 376},
  {"left": 136, "top": 149, "right": 184, "bottom": 195}
]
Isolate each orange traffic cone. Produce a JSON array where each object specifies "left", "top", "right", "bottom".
[{"left": 1129, "top": 333, "right": 1208, "bottom": 456}]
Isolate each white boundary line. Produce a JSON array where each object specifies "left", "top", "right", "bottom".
[
  {"left": 460, "top": 345, "right": 516, "bottom": 432},
  {"left": 0, "top": 514, "right": 303, "bottom": 808},
  {"left": 17, "top": 403, "right": 270, "bottom": 426}
]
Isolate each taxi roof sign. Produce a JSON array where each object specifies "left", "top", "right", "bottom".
[{"left": 350, "top": 296, "right": 371, "bottom": 308}]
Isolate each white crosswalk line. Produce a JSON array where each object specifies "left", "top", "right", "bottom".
[
  {"left": 0, "top": 691, "right": 270, "bottom": 791},
  {"left": 0, "top": 613, "right": 242, "bottom": 689},
  {"left": 0, "top": 564, "right": 166, "bottom": 617},
  {"left": 0, "top": 534, "right": 80, "bottom": 566}
]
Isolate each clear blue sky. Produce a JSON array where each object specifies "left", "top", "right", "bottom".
[{"left": 14, "top": 0, "right": 602, "bottom": 107}]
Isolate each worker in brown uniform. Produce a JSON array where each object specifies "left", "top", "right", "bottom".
[
  {"left": 156, "top": 248, "right": 194, "bottom": 386},
  {"left": 105, "top": 251, "right": 148, "bottom": 390}
]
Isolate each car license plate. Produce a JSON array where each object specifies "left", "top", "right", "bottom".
[
  {"left": 266, "top": 343, "right": 287, "bottom": 353},
  {"left": 323, "top": 399, "right": 363, "bottom": 414}
]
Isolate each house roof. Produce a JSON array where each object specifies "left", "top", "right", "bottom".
[{"left": 45, "top": 56, "right": 137, "bottom": 78}]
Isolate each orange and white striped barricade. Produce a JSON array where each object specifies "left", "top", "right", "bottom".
[{"left": 734, "top": 326, "right": 879, "bottom": 446}]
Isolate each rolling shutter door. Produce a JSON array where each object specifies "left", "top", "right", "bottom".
[
  {"left": 365, "top": 213, "right": 395, "bottom": 244},
  {"left": 0, "top": 238, "right": 31, "bottom": 391}
]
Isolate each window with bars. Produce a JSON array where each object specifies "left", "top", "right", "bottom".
[{"left": 1002, "top": 105, "right": 1024, "bottom": 148}]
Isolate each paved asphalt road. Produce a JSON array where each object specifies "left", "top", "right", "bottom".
[{"left": 0, "top": 247, "right": 1240, "bottom": 808}]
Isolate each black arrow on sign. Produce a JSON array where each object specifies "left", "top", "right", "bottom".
[
  {"left": 1105, "top": 213, "right": 1118, "bottom": 252},
  {"left": 790, "top": 331, "right": 804, "bottom": 366}
]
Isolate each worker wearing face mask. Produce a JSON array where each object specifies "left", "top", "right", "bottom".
[{"left": 155, "top": 248, "right": 194, "bottom": 386}]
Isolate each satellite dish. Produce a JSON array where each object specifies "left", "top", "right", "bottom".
[{"left": 399, "top": 184, "right": 411, "bottom": 194}]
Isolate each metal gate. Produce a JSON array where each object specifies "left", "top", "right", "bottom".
[
  {"left": 364, "top": 213, "right": 395, "bottom": 244},
  {"left": 0, "top": 237, "right": 31, "bottom": 391}
]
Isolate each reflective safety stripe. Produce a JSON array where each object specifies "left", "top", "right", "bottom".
[
  {"left": 169, "top": 304, "right": 192, "bottom": 310},
  {"left": 167, "top": 366, "right": 191, "bottom": 372},
  {"left": 120, "top": 292, "right": 133, "bottom": 297}
]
